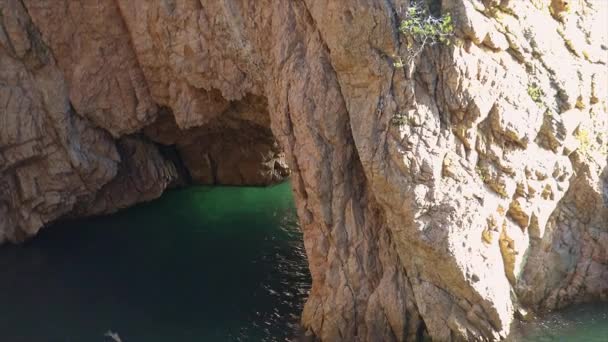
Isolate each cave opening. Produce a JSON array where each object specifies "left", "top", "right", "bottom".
[
  {"left": 142, "top": 94, "right": 290, "bottom": 188},
  {"left": 0, "top": 92, "right": 313, "bottom": 340}
]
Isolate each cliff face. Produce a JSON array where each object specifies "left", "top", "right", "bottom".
[{"left": 0, "top": 0, "right": 606, "bottom": 340}]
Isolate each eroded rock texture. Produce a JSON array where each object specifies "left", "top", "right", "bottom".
[
  {"left": 0, "top": 0, "right": 606, "bottom": 340},
  {"left": 143, "top": 96, "right": 289, "bottom": 186}
]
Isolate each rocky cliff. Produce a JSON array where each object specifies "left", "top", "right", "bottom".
[{"left": 0, "top": 0, "right": 606, "bottom": 340}]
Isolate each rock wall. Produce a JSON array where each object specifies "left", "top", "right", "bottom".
[
  {"left": 0, "top": 0, "right": 289, "bottom": 242},
  {"left": 0, "top": 0, "right": 606, "bottom": 340}
]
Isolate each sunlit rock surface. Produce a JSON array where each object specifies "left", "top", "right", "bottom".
[{"left": 0, "top": 0, "right": 606, "bottom": 340}]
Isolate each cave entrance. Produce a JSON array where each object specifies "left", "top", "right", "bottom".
[
  {"left": 0, "top": 180, "right": 310, "bottom": 341},
  {"left": 143, "top": 94, "right": 290, "bottom": 187},
  {"left": 0, "top": 93, "right": 312, "bottom": 340}
]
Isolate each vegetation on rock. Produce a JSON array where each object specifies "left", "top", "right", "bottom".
[
  {"left": 527, "top": 83, "right": 544, "bottom": 103},
  {"left": 393, "top": 1, "right": 454, "bottom": 68}
]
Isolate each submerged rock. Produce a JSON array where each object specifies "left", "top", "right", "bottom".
[{"left": 0, "top": 0, "right": 606, "bottom": 340}]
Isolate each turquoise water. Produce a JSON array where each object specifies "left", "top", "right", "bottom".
[
  {"left": 508, "top": 303, "right": 608, "bottom": 341},
  {"left": 0, "top": 182, "right": 310, "bottom": 342}
]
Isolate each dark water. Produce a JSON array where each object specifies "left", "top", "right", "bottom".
[
  {"left": 0, "top": 182, "right": 310, "bottom": 342},
  {"left": 1, "top": 182, "right": 606, "bottom": 341}
]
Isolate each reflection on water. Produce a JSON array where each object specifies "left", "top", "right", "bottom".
[
  {"left": 508, "top": 303, "right": 608, "bottom": 341},
  {"left": 0, "top": 182, "right": 310, "bottom": 341}
]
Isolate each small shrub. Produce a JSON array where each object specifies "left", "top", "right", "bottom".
[
  {"left": 475, "top": 166, "right": 488, "bottom": 182},
  {"left": 391, "top": 113, "right": 408, "bottom": 126},
  {"left": 399, "top": 7, "right": 453, "bottom": 45},
  {"left": 391, "top": 2, "right": 454, "bottom": 126},
  {"left": 573, "top": 126, "right": 607, "bottom": 158},
  {"left": 394, "top": 1, "right": 454, "bottom": 68},
  {"left": 527, "top": 83, "right": 543, "bottom": 103},
  {"left": 575, "top": 128, "right": 591, "bottom": 155},
  {"left": 575, "top": 96, "right": 586, "bottom": 110}
]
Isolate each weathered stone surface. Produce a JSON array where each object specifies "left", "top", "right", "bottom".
[
  {"left": 0, "top": 0, "right": 120, "bottom": 242},
  {"left": 24, "top": 0, "right": 158, "bottom": 136},
  {"left": 69, "top": 136, "right": 180, "bottom": 217},
  {"left": 144, "top": 96, "right": 289, "bottom": 186},
  {"left": 0, "top": 0, "right": 606, "bottom": 341}
]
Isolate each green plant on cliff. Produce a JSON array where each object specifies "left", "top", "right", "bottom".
[
  {"left": 575, "top": 128, "right": 591, "bottom": 156},
  {"left": 393, "top": 1, "right": 454, "bottom": 69},
  {"left": 527, "top": 83, "right": 543, "bottom": 103},
  {"left": 391, "top": 112, "right": 408, "bottom": 126}
]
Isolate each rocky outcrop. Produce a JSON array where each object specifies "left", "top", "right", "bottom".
[
  {"left": 0, "top": 0, "right": 606, "bottom": 341},
  {"left": 0, "top": 0, "right": 289, "bottom": 239},
  {"left": 69, "top": 136, "right": 180, "bottom": 217}
]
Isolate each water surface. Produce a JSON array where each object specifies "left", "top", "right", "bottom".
[
  {"left": 508, "top": 303, "right": 608, "bottom": 341},
  {"left": 0, "top": 182, "right": 310, "bottom": 342}
]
